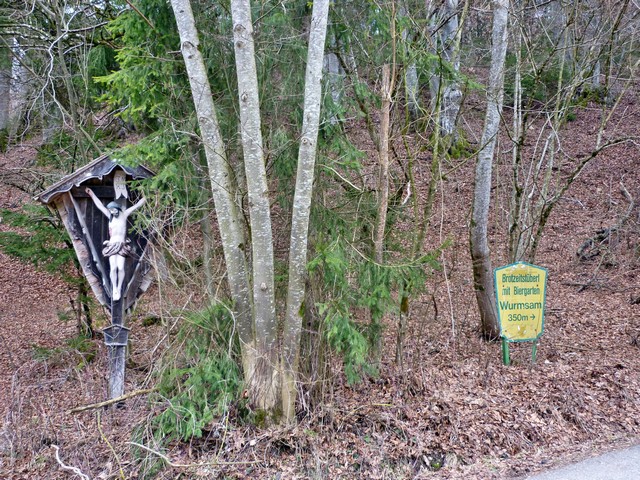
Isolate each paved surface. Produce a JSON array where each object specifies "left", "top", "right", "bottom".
[{"left": 525, "top": 444, "right": 640, "bottom": 480}]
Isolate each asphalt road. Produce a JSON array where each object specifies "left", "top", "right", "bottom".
[{"left": 525, "top": 444, "right": 640, "bottom": 480}]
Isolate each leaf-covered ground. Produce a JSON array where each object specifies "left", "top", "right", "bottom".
[{"left": 1, "top": 91, "right": 639, "bottom": 479}]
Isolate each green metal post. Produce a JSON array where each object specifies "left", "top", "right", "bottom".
[{"left": 502, "top": 338, "right": 510, "bottom": 366}]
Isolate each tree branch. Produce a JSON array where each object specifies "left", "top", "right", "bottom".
[{"left": 68, "top": 388, "right": 156, "bottom": 414}]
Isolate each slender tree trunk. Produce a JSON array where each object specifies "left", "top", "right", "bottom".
[
  {"left": 429, "top": 0, "right": 464, "bottom": 137},
  {"left": 0, "top": 44, "right": 9, "bottom": 133},
  {"left": 439, "top": 0, "right": 463, "bottom": 137},
  {"left": 282, "top": 0, "right": 330, "bottom": 423},
  {"left": 398, "top": 4, "right": 419, "bottom": 120},
  {"left": 7, "top": 38, "right": 26, "bottom": 141},
  {"left": 469, "top": 0, "right": 509, "bottom": 340},
  {"left": 509, "top": 4, "right": 523, "bottom": 263},
  {"left": 169, "top": 0, "right": 255, "bottom": 381},
  {"left": 405, "top": 62, "right": 419, "bottom": 120},
  {"left": 231, "top": 0, "right": 279, "bottom": 415},
  {"left": 374, "top": 64, "right": 393, "bottom": 264}
]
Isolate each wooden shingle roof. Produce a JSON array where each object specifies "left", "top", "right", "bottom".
[{"left": 37, "top": 154, "right": 154, "bottom": 204}]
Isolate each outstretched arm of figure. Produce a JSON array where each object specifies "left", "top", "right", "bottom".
[
  {"left": 124, "top": 196, "right": 146, "bottom": 216},
  {"left": 85, "top": 187, "right": 111, "bottom": 218}
]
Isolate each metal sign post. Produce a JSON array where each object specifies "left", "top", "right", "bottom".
[{"left": 494, "top": 262, "right": 548, "bottom": 366}]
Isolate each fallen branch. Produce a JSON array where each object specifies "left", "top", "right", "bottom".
[
  {"left": 51, "top": 445, "right": 90, "bottom": 480},
  {"left": 577, "top": 182, "right": 635, "bottom": 261},
  {"left": 68, "top": 388, "right": 157, "bottom": 414}
]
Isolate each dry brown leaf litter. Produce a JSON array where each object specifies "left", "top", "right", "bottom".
[{"left": 1, "top": 94, "right": 639, "bottom": 479}]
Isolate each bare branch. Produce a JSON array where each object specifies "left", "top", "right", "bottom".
[{"left": 68, "top": 388, "right": 157, "bottom": 414}]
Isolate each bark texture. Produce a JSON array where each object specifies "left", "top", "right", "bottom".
[
  {"left": 282, "top": 0, "right": 330, "bottom": 423},
  {"left": 429, "top": 0, "right": 463, "bottom": 136},
  {"left": 231, "top": 0, "right": 279, "bottom": 415},
  {"left": 169, "top": 0, "right": 255, "bottom": 376},
  {"left": 374, "top": 64, "right": 392, "bottom": 265},
  {"left": 439, "top": 0, "right": 463, "bottom": 136},
  {"left": 470, "top": 0, "right": 509, "bottom": 340}
]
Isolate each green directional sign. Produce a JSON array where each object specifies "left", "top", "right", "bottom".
[{"left": 494, "top": 262, "right": 548, "bottom": 364}]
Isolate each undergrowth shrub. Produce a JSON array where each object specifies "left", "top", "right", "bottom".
[
  {"left": 308, "top": 238, "right": 437, "bottom": 383},
  {"left": 150, "top": 304, "right": 244, "bottom": 442}
]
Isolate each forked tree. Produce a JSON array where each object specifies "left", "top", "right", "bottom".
[{"left": 169, "top": 0, "right": 329, "bottom": 423}]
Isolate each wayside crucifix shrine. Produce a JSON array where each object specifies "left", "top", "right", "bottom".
[{"left": 38, "top": 155, "right": 155, "bottom": 400}]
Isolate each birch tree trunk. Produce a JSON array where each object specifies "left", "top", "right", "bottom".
[
  {"left": 169, "top": 0, "right": 255, "bottom": 380},
  {"left": 230, "top": 0, "right": 279, "bottom": 415},
  {"left": 469, "top": 0, "right": 509, "bottom": 340},
  {"left": 282, "top": 0, "right": 330, "bottom": 423}
]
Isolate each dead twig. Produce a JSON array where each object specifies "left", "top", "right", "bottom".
[
  {"left": 51, "top": 444, "right": 90, "bottom": 480},
  {"left": 68, "top": 388, "right": 157, "bottom": 414}
]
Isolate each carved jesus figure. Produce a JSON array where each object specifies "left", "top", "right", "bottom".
[{"left": 85, "top": 187, "right": 145, "bottom": 301}]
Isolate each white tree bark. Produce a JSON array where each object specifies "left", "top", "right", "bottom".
[
  {"left": 230, "top": 0, "right": 279, "bottom": 414},
  {"left": 398, "top": 3, "right": 419, "bottom": 119},
  {"left": 8, "top": 39, "right": 27, "bottom": 139},
  {"left": 470, "top": 0, "right": 509, "bottom": 339},
  {"left": 405, "top": 62, "right": 419, "bottom": 119},
  {"left": 324, "top": 33, "right": 344, "bottom": 125},
  {"left": 282, "top": 0, "right": 330, "bottom": 423},
  {"left": 169, "top": 0, "right": 255, "bottom": 377}
]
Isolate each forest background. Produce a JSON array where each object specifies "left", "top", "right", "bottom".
[{"left": 1, "top": 0, "right": 640, "bottom": 478}]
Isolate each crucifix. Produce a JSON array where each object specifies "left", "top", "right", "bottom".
[
  {"left": 85, "top": 171, "right": 146, "bottom": 400},
  {"left": 85, "top": 183, "right": 145, "bottom": 301}
]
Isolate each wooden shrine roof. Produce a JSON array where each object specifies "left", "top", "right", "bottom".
[{"left": 37, "top": 154, "right": 154, "bottom": 204}]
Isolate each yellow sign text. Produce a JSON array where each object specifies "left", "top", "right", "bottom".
[{"left": 494, "top": 262, "right": 547, "bottom": 341}]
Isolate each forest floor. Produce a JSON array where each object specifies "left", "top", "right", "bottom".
[{"left": 1, "top": 89, "right": 640, "bottom": 479}]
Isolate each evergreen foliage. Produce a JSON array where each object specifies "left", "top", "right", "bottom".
[
  {"left": 151, "top": 304, "right": 244, "bottom": 441},
  {"left": 308, "top": 232, "right": 441, "bottom": 382},
  {"left": 0, "top": 205, "right": 76, "bottom": 280}
]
